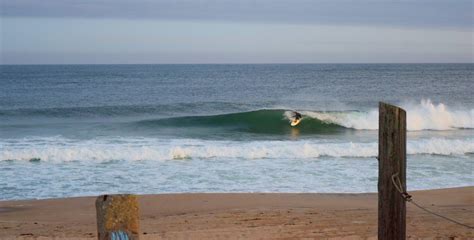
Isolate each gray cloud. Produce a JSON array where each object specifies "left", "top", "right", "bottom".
[{"left": 1, "top": 0, "right": 473, "bottom": 29}]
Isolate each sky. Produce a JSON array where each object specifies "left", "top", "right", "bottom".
[{"left": 1, "top": 0, "right": 473, "bottom": 64}]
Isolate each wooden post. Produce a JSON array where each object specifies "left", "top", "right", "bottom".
[
  {"left": 96, "top": 194, "right": 140, "bottom": 240},
  {"left": 378, "top": 102, "right": 407, "bottom": 240}
]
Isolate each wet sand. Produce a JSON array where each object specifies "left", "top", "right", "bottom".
[{"left": 0, "top": 187, "right": 472, "bottom": 239}]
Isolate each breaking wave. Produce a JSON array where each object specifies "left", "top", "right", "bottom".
[
  {"left": 305, "top": 99, "right": 473, "bottom": 131},
  {"left": 1, "top": 137, "right": 472, "bottom": 162},
  {"left": 130, "top": 99, "right": 473, "bottom": 135},
  {"left": 134, "top": 109, "right": 343, "bottom": 135},
  {"left": 2, "top": 100, "right": 471, "bottom": 135}
]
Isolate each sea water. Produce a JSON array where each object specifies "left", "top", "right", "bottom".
[{"left": 0, "top": 64, "right": 473, "bottom": 200}]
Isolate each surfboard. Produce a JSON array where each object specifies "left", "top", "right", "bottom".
[{"left": 290, "top": 118, "right": 302, "bottom": 127}]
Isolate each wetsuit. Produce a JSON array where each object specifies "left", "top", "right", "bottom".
[{"left": 294, "top": 112, "right": 302, "bottom": 120}]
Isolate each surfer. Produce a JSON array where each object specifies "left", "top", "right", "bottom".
[{"left": 290, "top": 111, "right": 302, "bottom": 126}]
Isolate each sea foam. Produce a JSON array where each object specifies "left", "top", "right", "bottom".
[
  {"left": 1, "top": 136, "right": 472, "bottom": 162},
  {"left": 303, "top": 99, "right": 473, "bottom": 131}
]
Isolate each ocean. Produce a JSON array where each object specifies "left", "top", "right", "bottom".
[{"left": 0, "top": 64, "right": 473, "bottom": 200}]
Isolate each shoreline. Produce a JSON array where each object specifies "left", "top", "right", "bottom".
[{"left": 0, "top": 187, "right": 472, "bottom": 239}]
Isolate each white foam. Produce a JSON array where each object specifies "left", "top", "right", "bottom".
[
  {"left": 303, "top": 99, "right": 474, "bottom": 131},
  {"left": 1, "top": 136, "right": 472, "bottom": 162}
]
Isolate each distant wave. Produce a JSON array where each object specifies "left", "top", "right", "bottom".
[
  {"left": 0, "top": 105, "right": 161, "bottom": 118},
  {"left": 1, "top": 137, "right": 472, "bottom": 162},
  {"left": 0, "top": 102, "right": 247, "bottom": 118}
]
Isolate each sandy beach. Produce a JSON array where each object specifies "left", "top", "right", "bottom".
[{"left": 0, "top": 187, "right": 472, "bottom": 239}]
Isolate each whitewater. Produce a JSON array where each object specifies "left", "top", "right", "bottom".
[
  {"left": 1, "top": 136, "right": 473, "bottom": 162},
  {"left": 306, "top": 99, "right": 474, "bottom": 131}
]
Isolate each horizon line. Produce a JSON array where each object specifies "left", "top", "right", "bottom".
[{"left": 1, "top": 62, "right": 473, "bottom": 66}]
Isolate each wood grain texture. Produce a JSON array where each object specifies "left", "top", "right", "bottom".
[{"left": 378, "top": 102, "right": 407, "bottom": 240}]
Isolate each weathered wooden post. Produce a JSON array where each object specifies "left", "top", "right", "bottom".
[
  {"left": 96, "top": 194, "right": 140, "bottom": 240},
  {"left": 378, "top": 102, "right": 407, "bottom": 239}
]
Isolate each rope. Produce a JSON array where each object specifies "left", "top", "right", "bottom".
[{"left": 391, "top": 173, "right": 474, "bottom": 229}]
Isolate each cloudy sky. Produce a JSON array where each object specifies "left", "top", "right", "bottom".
[{"left": 1, "top": 0, "right": 473, "bottom": 64}]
